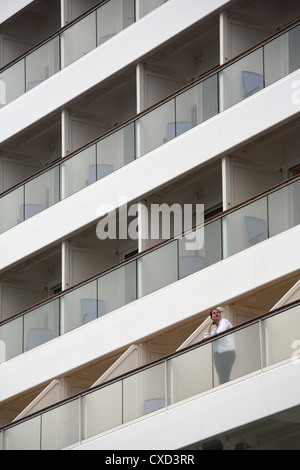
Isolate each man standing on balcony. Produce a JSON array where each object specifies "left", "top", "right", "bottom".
[{"left": 204, "top": 308, "right": 236, "bottom": 385}]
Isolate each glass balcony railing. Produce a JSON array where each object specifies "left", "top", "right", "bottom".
[
  {"left": 0, "top": 300, "right": 299, "bottom": 450},
  {"left": 0, "top": 176, "right": 299, "bottom": 364},
  {"left": 0, "top": 19, "right": 299, "bottom": 234},
  {"left": 0, "top": 0, "right": 168, "bottom": 108}
]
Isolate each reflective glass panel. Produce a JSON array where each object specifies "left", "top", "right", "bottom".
[
  {"left": 97, "top": 0, "right": 134, "bottom": 45},
  {"left": 222, "top": 197, "right": 268, "bottom": 258},
  {"left": 137, "top": 0, "right": 167, "bottom": 19},
  {"left": 264, "top": 31, "right": 288, "bottom": 87},
  {"left": 60, "top": 145, "right": 96, "bottom": 199},
  {"left": 25, "top": 37, "right": 60, "bottom": 91},
  {"left": 3, "top": 416, "right": 41, "bottom": 450},
  {"left": 137, "top": 241, "right": 178, "bottom": 297},
  {"left": 24, "top": 166, "right": 59, "bottom": 216},
  {"left": 0, "top": 186, "right": 24, "bottom": 233},
  {"left": 168, "top": 342, "right": 213, "bottom": 404},
  {"left": 213, "top": 324, "right": 260, "bottom": 387},
  {"left": 179, "top": 218, "right": 222, "bottom": 279},
  {"left": 136, "top": 99, "right": 175, "bottom": 157},
  {"left": 60, "top": 280, "right": 97, "bottom": 334},
  {"left": 83, "top": 381, "right": 122, "bottom": 439},
  {"left": 24, "top": 299, "right": 59, "bottom": 352},
  {"left": 219, "top": 48, "right": 264, "bottom": 111},
  {"left": 263, "top": 305, "right": 300, "bottom": 367},
  {"left": 0, "top": 316, "right": 23, "bottom": 362},
  {"left": 176, "top": 74, "right": 218, "bottom": 128},
  {"left": 97, "top": 123, "right": 135, "bottom": 173},
  {"left": 41, "top": 399, "right": 80, "bottom": 450},
  {"left": 268, "top": 179, "right": 300, "bottom": 237},
  {"left": 123, "top": 363, "right": 165, "bottom": 422},
  {"left": 61, "top": 13, "right": 97, "bottom": 68},
  {"left": 97, "top": 261, "right": 136, "bottom": 315},
  {"left": 288, "top": 24, "right": 300, "bottom": 74},
  {"left": 0, "top": 60, "right": 25, "bottom": 107}
]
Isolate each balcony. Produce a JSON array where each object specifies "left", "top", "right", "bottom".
[
  {"left": 0, "top": 300, "right": 299, "bottom": 450},
  {"left": 0, "top": 18, "right": 299, "bottom": 235},
  {"left": 0, "top": 175, "right": 299, "bottom": 364},
  {"left": 0, "top": 0, "right": 169, "bottom": 109}
]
